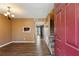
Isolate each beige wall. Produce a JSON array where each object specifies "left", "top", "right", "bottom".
[
  {"left": 12, "top": 18, "right": 35, "bottom": 42},
  {"left": 0, "top": 15, "right": 12, "bottom": 45},
  {"left": 0, "top": 15, "right": 45, "bottom": 45}
]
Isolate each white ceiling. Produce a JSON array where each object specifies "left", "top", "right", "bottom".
[{"left": 0, "top": 3, "right": 54, "bottom": 18}]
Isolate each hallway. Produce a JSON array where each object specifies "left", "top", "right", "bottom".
[
  {"left": 0, "top": 3, "right": 54, "bottom": 56},
  {"left": 0, "top": 40, "right": 52, "bottom": 56}
]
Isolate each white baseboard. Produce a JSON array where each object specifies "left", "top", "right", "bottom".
[
  {"left": 0, "top": 41, "right": 13, "bottom": 48},
  {"left": 48, "top": 46, "right": 53, "bottom": 54},
  {"left": 12, "top": 41, "right": 35, "bottom": 43},
  {"left": 43, "top": 39, "right": 53, "bottom": 54},
  {"left": 0, "top": 41, "right": 35, "bottom": 48}
]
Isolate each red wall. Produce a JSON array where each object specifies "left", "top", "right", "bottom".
[{"left": 54, "top": 3, "right": 79, "bottom": 56}]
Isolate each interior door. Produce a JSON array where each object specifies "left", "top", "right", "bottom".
[{"left": 55, "top": 3, "right": 79, "bottom": 56}]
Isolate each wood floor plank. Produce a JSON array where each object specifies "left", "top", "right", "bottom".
[{"left": 0, "top": 40, "right": 51, "bottom": 56}]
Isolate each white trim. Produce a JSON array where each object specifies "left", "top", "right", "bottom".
[
  {"left": 12, "top": 41, "right": 35, "bottom": 43},
  {"left": 0, "top": 41, "right": 13, "bottom": 48},
  {"left": 48, "top": 46, "right": 53, "bottom": 54},
  {"left": 0, "top": 41, "right": 35, "bottom": 48},
  {"left": 43, "top": 39, "right": 53, "bottom": 54}
]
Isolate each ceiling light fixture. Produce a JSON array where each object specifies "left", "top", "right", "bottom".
[{"left": 3, "top": 6, "right": 15, "bottom": 20}]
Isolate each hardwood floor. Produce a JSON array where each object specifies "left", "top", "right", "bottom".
[{"left": 0, "top": 40, "right": 52, "bottom": 56}]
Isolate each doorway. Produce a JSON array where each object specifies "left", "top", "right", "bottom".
[
  {"left": 36, "top": 25, "right": 44, "bottom": 39},
  {"left": 49, "top": 17, "right": 54, "bottom": 55}
]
